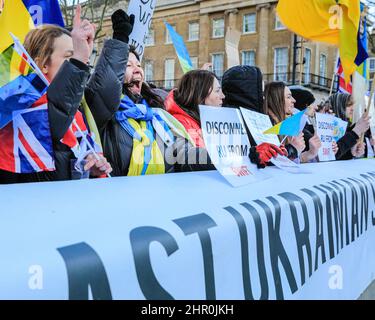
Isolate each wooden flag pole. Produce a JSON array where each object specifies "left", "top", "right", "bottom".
[{"left": 329, "top": 72, "right": 336, "bottom": 97}]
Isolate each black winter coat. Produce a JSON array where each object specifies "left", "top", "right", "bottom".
[{"left": 85, "top": 39, "right": 213, "bottom": 176}]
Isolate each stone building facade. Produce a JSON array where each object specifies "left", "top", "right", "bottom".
[
  {"left": 95, "top": 0, "right": 339, "bottom": 95},
  {"left": 139, "top": 0, "right": 337, "bottom": 93}
]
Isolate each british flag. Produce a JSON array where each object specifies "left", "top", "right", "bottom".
[
  {"left": 336, "top": 58, "right": 353, "bottom": 94},
  {"left": 60, "top": 110, "right": 101, "bottom": 161},
  {"left": 0, "top": 95, "right": 55, "bottom": 173}
]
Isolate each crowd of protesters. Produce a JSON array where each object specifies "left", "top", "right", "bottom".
[{"left": 0, "top": 8, "right": 372, "bottom": 185}]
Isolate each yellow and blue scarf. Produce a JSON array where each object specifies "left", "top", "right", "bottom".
[{"left": 115, "top": 95, "right": 174, "bottom": 176}]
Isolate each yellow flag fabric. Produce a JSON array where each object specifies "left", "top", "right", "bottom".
[
  {"left": 277, "top": 0, "right": 361, "bottom": 83},
  {"left": 263, "top": 122, "right": 282, "bottom": 135},
  {"left": 81, "top": 98, "right": 103, "bottom": 151},
  {"left": 0, "top": 0, "right": 34, "bottom": 53},
  {"left": 127, "top": 119, "right": 165, "bottom": 176}
]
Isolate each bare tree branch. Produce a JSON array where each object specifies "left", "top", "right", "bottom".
[{"left": 95, "top": 0, "right": 110, "bottom": 38}]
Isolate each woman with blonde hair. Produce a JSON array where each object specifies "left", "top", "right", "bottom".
[{"left": 0, "top": 6, "right": 112, "bottom": 184}]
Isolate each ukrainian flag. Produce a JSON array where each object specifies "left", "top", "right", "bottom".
[
  {"left": 277, "top": 0, "right": 366, "bottom": 84},
  {"left": 263, "top": 109, "right": 307, "bottom": 136},
  {"left": 165, "top": 22, "right": 193, "bottom": 74}
]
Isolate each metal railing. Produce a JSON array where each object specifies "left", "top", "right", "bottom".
[
  {"left": 262, "top": 73, "right": 336, "bottom": 92},
  {"left": 147, "top": 73, "right": 337, "bottom": 93}
]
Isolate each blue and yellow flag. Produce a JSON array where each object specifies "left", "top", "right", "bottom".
[
  {"left": 277, "top": 0, "right": 366, "bottom": 84},
  {"left": 263, "top": 109, "right": 307, "bottom": 136},
  {"left": 355, "top": 3, "right": 368, "bottom": 81},
  {"left": 165, "top": 22, "right": 193, "bottom": 74}
]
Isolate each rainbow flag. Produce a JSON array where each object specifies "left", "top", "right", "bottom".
[
  {"left": 263, "top": 109, "right": 307, "bottom": 136},
  {"left": 165, "top": 22, "right": 193, "bottom": 74},
  {"left": 0, "top": 34, "right": 48, "bottom": 129},
  {"left": 0, "top": 0, "right": 64, "bottom": 85}
]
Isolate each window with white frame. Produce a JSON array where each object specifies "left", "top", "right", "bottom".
[
  {"left": 319, "top": 54, "right": 327, "bottom": 86},
  {"left": 191, "top": 56, "right": 198, "bottom": 69},
  {"left": 275, "top": 14, "right": 286, "bottom": 30},
  {"left": 212, "top": 53, "right": 224, "bottom": 77},
  {"left": 243, "top": 13, "right": 256, "bottom": 34},
  {"left": 165, "top": 25, "right": 176, "bottom": 44},
  {"left": 304, "top": 48, "right": 311, "bottom": 84},
  {"left": 242, "top": 50, "right": 255, "bottom": 66},
  {"left": 369, "top": 58, "right": 375, "bottom": 73},
  {"left": 212, "top": 18, "right": 224, "bottom": 38},
  {"left": 164, "top": 59, "right": 175, "bottom": 89},
  {"left": 274, "top": 47, "right": 288, "bottom": 82},
  {"left": 144, "top": 61, "right": 154, "bottom": 82},
  {"left": 145, "top": 28, "right": 154, "bottom": 46},
  {"left": 188, "top": 22, "right": 199, "bottom": 41}
]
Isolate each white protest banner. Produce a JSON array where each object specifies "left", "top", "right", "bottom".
[
  {"left": 199, "top": 105, "right": 267, "bottom": 187},
  {"left": 316, "top": 113, "right": 336, "bottom": 162},
  {"left": 1, "top": 160, "right": 375, "bottom": 300},
  {"left": 240, "top": 108, "right": 304, "bottom": 174},
  {"left": 225, "top": 27, "right": 241, "bottom": 69},
  {"left": 127, "top": 0, "right": 156, "bottom": 60}
]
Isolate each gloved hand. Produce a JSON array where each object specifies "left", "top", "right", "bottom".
[
  {"left": 111, "top": 9, "right": 135, "bottom": 43},
  {"left": 249, "top": 143, "right": 288, "bottom": 169}
]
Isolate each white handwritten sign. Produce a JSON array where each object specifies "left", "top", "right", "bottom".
[
  {"left": 316, "top": 113, "right": 336, "bottom": 162},
  {"left": 127, "top": 0, "right": 156, "bottom": 60},
  {"left": 200, "top": 105, "right": 268, "bottom": 187},
  {"left": 240, "top": 108, "right": 305, "bottom": 174}
]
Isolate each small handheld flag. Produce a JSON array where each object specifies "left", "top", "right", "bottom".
[{"left": 263, "top": 109, "right": 307, "bottom": 136}]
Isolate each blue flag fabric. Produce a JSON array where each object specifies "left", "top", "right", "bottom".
[
  {"left": 165, "top": 22, "right": 193, "bottom": 74},
  {"left": 354, "top": 2, "right": 368, "bottom": 68},
  {"left": 22, "top": 0, "right": 65, "bottom": 27},
  {"left": 264, "top": 109, "right": 307, "bottom": 136},
  {"left": 0, "top": 73, "right": 47, "bottom": 128}
]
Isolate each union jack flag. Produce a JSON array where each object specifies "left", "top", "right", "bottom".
[
  {"left": 0, "top": 95, "right": 55, "bottom": 173},
  {"left": 336, "top": 58, "right": 353, "bottom": 94},
  {"left": 61, "top": 110, "right": 102, "bottom": 162}
]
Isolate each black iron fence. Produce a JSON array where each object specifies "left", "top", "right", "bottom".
[{"left": 148, "top": 73, "right": 337, "bottom": 93}]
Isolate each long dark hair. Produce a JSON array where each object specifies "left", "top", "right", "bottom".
[
  {"left": 173, "top": 69, "right": 217, "bottom": 122},
  {"left": 263, "top": 81, "right": 287, "bottom": 123},
  {"left": 123, "top": 45, "right": 165, "bottom": 108},
  {"left": 328, "top": 93, "right": 353, "bottom": 122}
]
